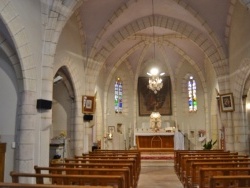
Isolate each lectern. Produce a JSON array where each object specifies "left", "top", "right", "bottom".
[{"left": 0, "top": 143, "right": 6, "bottom": 182}]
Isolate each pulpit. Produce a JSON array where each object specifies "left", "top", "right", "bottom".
[{"left": 135, "top": 132, "right": 174, "bottom": 153}]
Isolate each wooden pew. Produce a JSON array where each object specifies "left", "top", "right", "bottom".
[
  {"left": 64, "top": 158, "right": 138, "bottom": 184},
  {"left": 177, "top": 152, "right": 236, "bottom": 179},
  {"left": 174, "top": 150, "right": 226, "bottom": 173},
  {"left": 82, "top": 153, "right": 141, "bottom": 173},
  {"left": 183, "top": 158, "right": 250, "bottom": 185},
  {"left": 199, "top": 167, "right": 250, "bottom": 188},
  {"left": 179, "top": 154, "right": 246, "bottom": 182},
  {"left": 34, "top": 165, "right": 132, "bottom": 188},
  {"left": 210, "top": 175, "right": 250, "bottom": 188},
  {"left": 0, "top": 183, "right": 112, "bottom": 188},
  {"left": 186, "top": 161, "right": 250, "bottom": 188},
  {"left": 10, "top": 171, "right": 125, "bottom": 188},
  {"left": 75, "top": 154, "right": 139, "bottom": 180},
  {"left": 50, "top": 162, "right": 135, "bottom": 187},
  {"left": 88, "top": 150, "right": 141, "bottom": 173}
]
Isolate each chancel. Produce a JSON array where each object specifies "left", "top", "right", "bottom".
[{"left": 1, "top": 0, "right": 250, "bottom": 187}]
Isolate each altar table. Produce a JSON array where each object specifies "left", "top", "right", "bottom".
[{"left": 134, "top": 132, "right": 174, "bottom": 152}]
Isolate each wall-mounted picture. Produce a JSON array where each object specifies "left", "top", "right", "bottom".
[
  {"left": 138, "top": 76, "right": 172, "bottom": 116},
  {"left": 108, "top": 126, "right": 115, "bottom": 133},
  {"left": 220, "top": 93, "right": 235, "bottom": 112},
  {"left": 82, "top": 95, "right": 95, "bottom": 114}
]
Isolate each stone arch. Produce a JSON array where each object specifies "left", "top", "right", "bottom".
[
  {"left": 228, "top": 58, "right": 250, "bottom": 153},
  {"left": 0, "top": 2, "right": 35, "bottom": 89},
  {"left": 53, "top": 56, "right": 85, "bottom": 155},
  {"left": 0, "top": 1, "right": 39, "bottom": 173},
  {"left": 0, "top": 33, "right": 22, "bottom": 85},
  {"left": 40, "top": 0, "right": 85, "bottom": 157}
]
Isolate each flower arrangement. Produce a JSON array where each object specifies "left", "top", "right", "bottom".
[
  {"left": 59, "top": 131, "right": 66, "bottom": 138},
  {"left": 198, "top": 129, "right": 206, "bottom": 137}
]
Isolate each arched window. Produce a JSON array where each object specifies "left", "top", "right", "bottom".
[
  {"left": 188, "top": 76, "right": 197, "bottom": 112},
  {"left": 115, "top": 77, "right": 123, "bottom": 113}
]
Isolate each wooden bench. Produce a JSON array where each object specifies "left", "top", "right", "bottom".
[
  {"left": 34, "top": 165, "right": 132, "bottom": 188},
  {"left": 210, "top": 175, "right": 250, "bottom": 188},
  {"left": 81, "top": 153, "right": 141, "bottom": 173},
  {"left": 179, "top": 154, "right": 247, "bottom": 183},
  {"left": 88, "top": 150, "right": 141, "bottom": 173},
  {"left": 174, "top": 150, "right": 227, "bottom": 173},
  {"left": 199, "top": 167, "right": 250, "bottom": 188},
  {"left": 183, "top": 158, "right": 250, "bottom": 187},
  {"left": 177, "top": 152, "right": 237, "bottom": 179},
  {"left": 10, "top": 171, "right": 125, "bottom": 188},
  {"left": 64, "top": 158, "right": 138, "bottom": 184},
  {"left": 75, "top": 155, "right": 139, "bottom": 178},
  {"left": 186, "top": 161, "right": 250, "bottom": 188},
  {"left": 49, "top": 162, "right": 135, "bottom": 187},
  {"left": 0, "top": 183, "right": 112, "bottom": 188}
]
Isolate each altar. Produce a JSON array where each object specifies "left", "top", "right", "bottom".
[{"left": 134, "top": 132, "right": 174, "bottom": 153}]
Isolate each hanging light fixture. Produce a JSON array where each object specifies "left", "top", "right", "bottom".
[
  {"left": 147, "top": 68, "right": 165, "bottom": 94},
  {"left": 147, "top": 0, "right": 165, "bottom": 94}
]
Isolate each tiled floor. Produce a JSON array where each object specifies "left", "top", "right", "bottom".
[{"left": 138, "top": 161, "right": 184, "bottom": 188}]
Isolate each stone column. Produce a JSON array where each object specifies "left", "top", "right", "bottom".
[{"left": 16, "top": 91, "right": 36, "bottom": 174}]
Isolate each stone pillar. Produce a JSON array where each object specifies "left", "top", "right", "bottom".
[
  {"left": 73, "top": 96, "right": 84, "bottom": 156},
  {"left": 16, "top": 91, "right": 36, "bottom": 175}
]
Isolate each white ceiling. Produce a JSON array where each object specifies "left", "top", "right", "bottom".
[{"left": 79, "top": 0, "right": 232, "bottom": 77}]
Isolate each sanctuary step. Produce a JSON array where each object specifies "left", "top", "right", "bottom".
[{"left": 141, "top": 152, "right": 174, "bottom": 167}]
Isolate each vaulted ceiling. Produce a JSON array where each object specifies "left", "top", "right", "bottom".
[{"left": 78, "top": 0, "right": 234, "bottom": 78}]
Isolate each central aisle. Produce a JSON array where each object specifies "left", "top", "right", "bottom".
[{"left": 137, "top": 165, "right": 184, "bottom": 188}]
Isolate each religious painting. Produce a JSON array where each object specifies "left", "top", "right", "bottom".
[
  {"left": 82, "top": 95, "right": 95, "bottom": 114},
  {"left": 220, "top": 93, "right": 234, "bottom": 112},
  {"left": 138, "top": 76, "right": 172, "bottom": 116}
]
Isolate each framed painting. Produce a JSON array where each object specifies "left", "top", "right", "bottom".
[
  {"left": 108, "top": 126, "right": 115, "bottom": 133},
  {"left": 138, "top": 76, "right": 172, "bottom": 116},
  {"left": 82, "top": 95, "right": 95, "bottom": 114},
  {"left": 220, "top": 93, "right": 234, "bottom": 112}
]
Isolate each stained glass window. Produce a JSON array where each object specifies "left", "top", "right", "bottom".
[
  {"left": 115, "top": 77, "right": 122, "bottom": 113},
  {"left": 188, "top": 76, "right": 197, "bottom": 112}
]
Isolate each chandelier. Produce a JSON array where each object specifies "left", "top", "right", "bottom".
[
  {"left": 147, "top": 68, "right": 165, "bottom": 94},
  {"left": 147, "top": 0, "right": 165, "bottom": 94}
]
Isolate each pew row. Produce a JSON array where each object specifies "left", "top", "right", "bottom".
[
  {"left": 79, "top": 154, "right": 141, "bottom": 174},
  {"left": 34, "top": 165, "right": 132, "bottom": 188},
  {"left": 49, "top": 162, "right": 135, "bottom": 187},
  {"left": 186, "top": 162, "right": 250, "bottom": 188},
  {"left": 176, "top": 151, "right": 232, "bottom": 176},
  {"left": 174, "top": 150, "right": 224, "bottom": 172},
  {"left": 210, "top": 175, "right": 250, "bottom": 188},
  {"left": 199, "top": 167, "right": 250, "bottom": 188},
  {"left": 75, "top": 155, "right": 139, "bottom": 179},
  {"left": 10, "top": 171, "right": 125, "bottom": 188},
  {"left": 63, "top": 158, "right": 138, "bottom": 184},
  {"left": 85, "top": 150, "right": 141, "bottom": 173},
  {"left": 179, "top": 154, "right": 247, "bottom": 182},
  {"left": 0, "top": 183, "right": 112, "bottom": 188}
]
